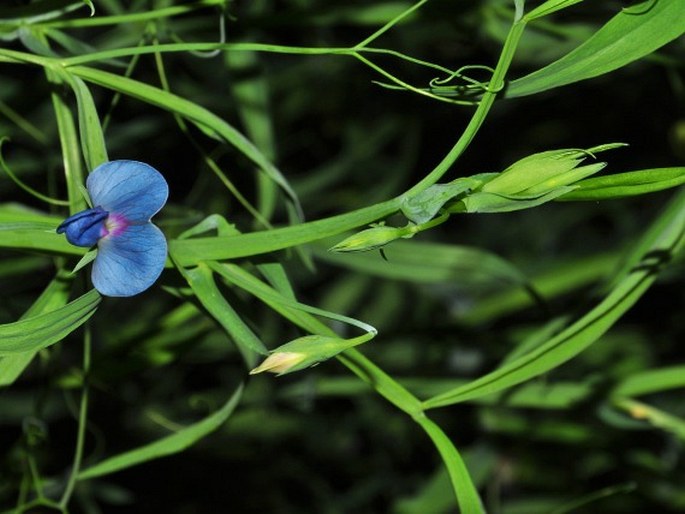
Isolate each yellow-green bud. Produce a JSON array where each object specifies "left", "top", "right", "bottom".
[
  {"left": 249, "top": 351, "right": 307, "bottom": 375},
  {"left": 250, "top": 335, "right": 366, "bottom": 376}
]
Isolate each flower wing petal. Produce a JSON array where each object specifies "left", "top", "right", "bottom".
[
  {"left": 92, "top": 224, "right": 167, "bottom": 297},
  {"left": 87, "top": 160, "right": 168, "bottom": 223}
]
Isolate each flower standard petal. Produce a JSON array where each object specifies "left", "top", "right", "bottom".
[
  {"left": 91, "top": 224, "right": 167, "bottom": 297},
  {"left": 86, "top": 160, "right": 168, "bottom": 223}
]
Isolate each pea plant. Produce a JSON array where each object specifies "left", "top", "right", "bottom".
[{"left": 1, "top": 0, "right": 684, "bottom": 512}]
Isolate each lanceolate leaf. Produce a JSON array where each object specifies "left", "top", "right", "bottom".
[
  {"left": 181, "top": 263, "right": 268, "bottom": 362},
  {"left": 0, "top": 221, "right": 85, "bottom": 255},
  {"left": 423, "top": 188, "right": 685, "bottom": 408},
  {"left": 612, "top": 365, "right": 685, "bottom": 398},
  {"left": 62, "top": 72, "right": 108, "bottom": 170},
  {"left": 507, "top": 0, "right": 685, "bottom": 98},
  {"left": 78, "top": 384, "right": 244, "bottom": 480},
  {"left": 0, "top": 271, "right": 74, "bottom": 386},
  {"left": 68, "top": 65, "right": 302, "bottom": 217},
  {"left": 0, "top": 289, "right": 101, "bottom": 355},
  {"left": 558, "top": 167, "right": 685, "bottom": 201}
]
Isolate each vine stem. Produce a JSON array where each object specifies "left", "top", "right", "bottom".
[
  {"left": 404, "top": 18, "right": 528, "bottom": 197},
  {"left": 59, "top": 326, "right": 91, "bottom": 509}
]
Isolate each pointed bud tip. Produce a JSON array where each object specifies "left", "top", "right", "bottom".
[
  {"left": 250, "top": 351, "right": 307, "bottom": 376},
  {"left": 330, "top": 226, "right": 407, "bottom": 253}
]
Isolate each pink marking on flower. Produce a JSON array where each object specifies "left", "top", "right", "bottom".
[{"left": 100, "top": 212, "right": 130, "bottom": 239}]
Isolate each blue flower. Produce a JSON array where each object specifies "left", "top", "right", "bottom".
[{"left": 57, "top": 160, "right": 169, "bottom": 297}]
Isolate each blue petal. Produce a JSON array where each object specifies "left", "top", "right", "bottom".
[
  {"left": 86, "top": 160, "right": 168, "bottom": 223},
  {"left": 56, "top": 206, "right": 108, "bottom": 247},
  {"left": 91, "top": 223, "right": 167, "bottom": 297}
]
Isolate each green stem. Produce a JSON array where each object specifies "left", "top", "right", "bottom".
[
  {"left": 0, "top": 9, "right": 528, "bottom": 262},
  {"left": 355, "top": 0, "right": 432, "bottom": 49},
  {"left": 405, "top": 18, "right": 527, "bottom": 196},
  {"left": 59, "top": 326, "right": 91, "bottom": 509},
  {"left": 26, "top": 453, "right": 44, "bottom": 499}
]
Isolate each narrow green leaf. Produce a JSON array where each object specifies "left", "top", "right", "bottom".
[
  {"left": 524, "top": 0, "right": 584, "bottom": 21},
  {"left": 211, "top": 262, "right": 376, "bottom": 336},
  {"left": 169, "top": 199, "right": 399, "bottom": 265},
  {"left": 256, "top": 262, "right": 297, "bottom": 300},
  {"left": 60, "top": 71, "right": 108, "bottom": 170},
  {"left": 17, "top": 26, "right": 58, "bottom": 57},
  {"left": 0, "top": 271, "right": 73, "bottom": 386},
  {"left": 507, "top": 0, "right": 685, "bottom": 98},
  {"left": 424, "top": 188, "right": 685, "bottom": 408},
  {"left": 71, "top": 248, "right": 97, "bottom": 274},
  {"left": 69, "top": 65, "right": 301, "bottom": 216},
  {"left": 210, "top": 262, "right": 423, "bottom": 416},
  {"left": 314, "top": 240, "right": 532, "bottom": 287},
  {"left": 413, "top": 415, "right": 485, "bottom": 514},
  {"left": 339, "top": 349, "right": 424, "bottom": 417},
  {"left": 0, "top": 221, "right": 84, "bottom": 255},
  {"left": 78, "top": 384, "right": 244, "bottom": 480},
  {"left": 0, "top": 289, "right": 100, "bottom": 355},
  {"left": 181, "top": 263, "right": 268, "bottom": 361},
  {"left": 612, "top": 365, "right": 685, "bottom": 398},
  {"left": 558, "top": 167, "right": 685, "bottom": 201},
  {"left": 48, "top": 67, "right": 87, "bottom": 214},
  {"left": 211, "top": 262, "right": 329, "bottom": 336},
  {"left": 0, "top": 204, "right": 63, "bottom": 223},
  {"left": 177, "top": 214, "right": 238, "bottom": 240}
]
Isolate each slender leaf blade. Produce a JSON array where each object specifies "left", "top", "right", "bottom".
[
  {"left": 507, "top": 0, "right": 685, "bottom": 98},
  {"left": 78, "top": 384, "right": 244, "bottom": 480},
  {"left": 0, "top": 271, "right": 74, "bottom": 385},
  {"left": 414, "top": 416, "right": 485, "bottom": 514},
  {"left": 63, "top": 72, "right": 108, "bottom": 170},
  {"left": 181, "top": 263, "right": 268, "bottom": 361},
  {"left": 558, "top": 167, "right": 685, "bottom": 201},
  {"left": 0, "top": 289, "right": 101, "bottom": 355},
  {"left": 424, "top": 188, "right": 685, "bottom": 408}
]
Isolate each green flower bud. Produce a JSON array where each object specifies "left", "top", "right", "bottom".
[
  {"left": 521, "top": 162, "right": 606, "bottom": 195},
  {"left": 482, "top": 144, "right": 625, "bottom": 196},
  {"left": 329, "top": 225, "right": 415, "bottom": 253},
  {"left": 250, "top": 335, "right": 367, "bottom": 376},
  {"left": 249, "top": 351, "right": 307, "bottom": 375}
]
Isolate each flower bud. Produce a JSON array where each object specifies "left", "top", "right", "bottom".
[
  {"left": 250, "top": 351, "right": 307, "bottom": 375},
  {"left": 481, "top": 144, "right": 625, "bottom": 196},
  {"left": 329, "top": 225, "right": 414, "bottom": 253},
  {"left": 521, "top": 162, "right": 606, "bottom": 195},
  {"left": 250, "top": 334, "right": 370, "bottom": 376}
]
